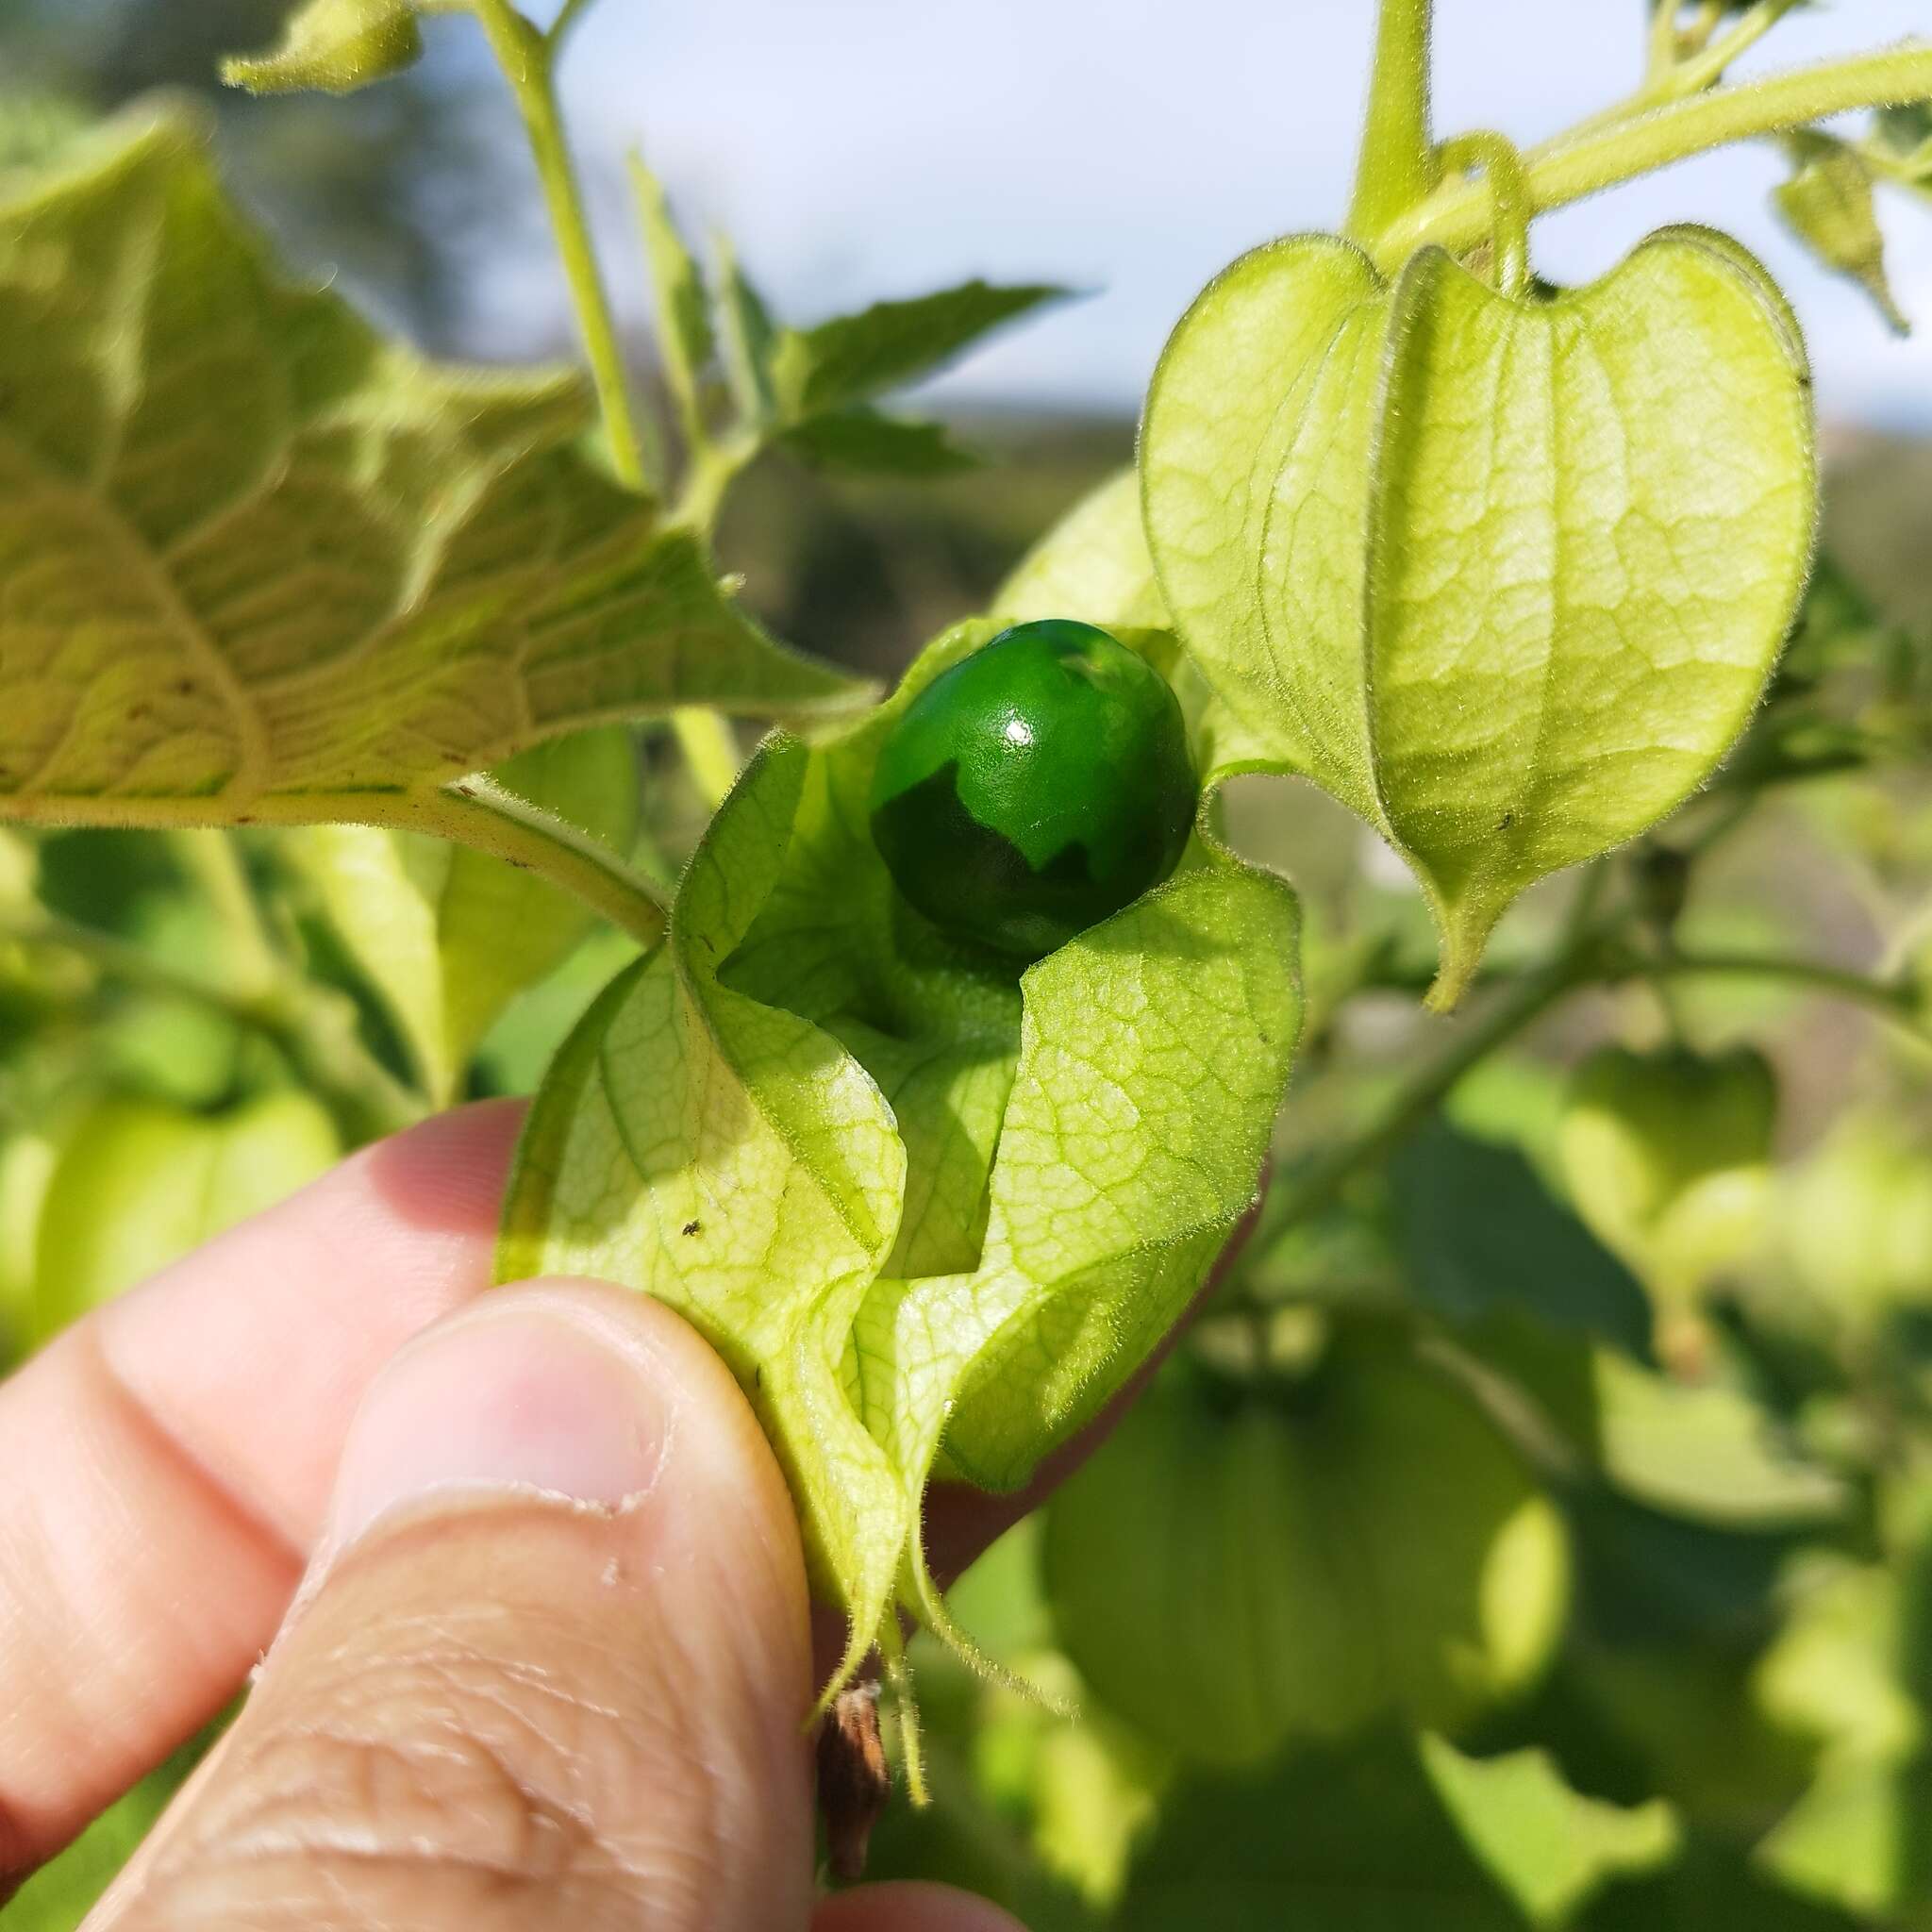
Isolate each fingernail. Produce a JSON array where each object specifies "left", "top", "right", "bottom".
[{"left": 327, "top": 1293, "right": 675, "bottom": 1549}]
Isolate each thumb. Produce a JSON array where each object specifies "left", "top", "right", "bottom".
[{"left": 100, "top": 1280, "right": 819, "bottom": 1931}]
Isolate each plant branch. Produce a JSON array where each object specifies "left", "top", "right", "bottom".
[
  {"left": 0, "top": 784, "right": 671, "bottom": 949},
  {"left": 167, "top": 829, "right": 279, "bottom": 995},
  {"left": 0, "top": 907, "right": 423, "bottom": 1141},
  {"left": 401, "top": 777, "right": 672, "bottom": 945},
  {"left": 1624, "top": 947, "right": 1924, "bottom": 1033},
  {"left": 1646, "top": 3, "right": 1683, "bottom": 87},
  {"left": 1374, "top": 41, "right": 1932, "bottom": 269},
  {"left": 1261, "top": 936, "right": 1597, "bottom": 1240},
  {"left": 1665, "top": 0, "right": 1805, "bottom": 101},
  {"left": 467, "top": 0, "right": 663, "bottom": 495},
  {"left": 1346, "top": 0, "right": 1437, "bottom": 241},
  {"left": 546, "top": 0, "right": 599, "bottom": 50}
]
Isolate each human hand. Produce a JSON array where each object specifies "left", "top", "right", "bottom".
[{"left": 0, "top": 1103, "right": 1045, "bottom": 1930}]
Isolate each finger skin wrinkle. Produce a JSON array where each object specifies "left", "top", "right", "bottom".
[
  {"left": 119, "top": 1503, "right": 811, "bottom": 1931},
  {"left": 0, "top": 1324, "right": 301, "bottom": 1877}
]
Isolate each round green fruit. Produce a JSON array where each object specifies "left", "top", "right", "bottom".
[{"left": 867, "top": 619, "right": 1198, "bottom": 958}]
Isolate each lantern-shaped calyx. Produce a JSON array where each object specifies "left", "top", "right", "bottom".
[{"left": 1141, "top": 145, "right": 1817, "bottom": 1007}]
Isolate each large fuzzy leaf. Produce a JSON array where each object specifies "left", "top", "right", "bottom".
[{"left": 0, "top": 112, "right": 859, "bottom": 828}]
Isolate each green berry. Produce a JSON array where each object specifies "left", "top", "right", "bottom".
[{"left": 868, "top": 619, "right": 1198, "bottom": 959}]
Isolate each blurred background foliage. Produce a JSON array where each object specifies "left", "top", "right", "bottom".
[{"left": 10, "top": 2, "right": 1932, "bottom": 1928}]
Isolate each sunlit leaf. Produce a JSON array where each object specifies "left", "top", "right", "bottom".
[
  {"left": 1558, "top": 1045, "right": 1777, "bottom": 1314},
  {"left": 1592, "top": 1353, "right": 1846, "bottom": 1528},
  {"left": 771, "top": 280, "right": 1067, "bottom": 422},
  {"left": 1774, "top": 134, "right": 1909, "bottom": 336},
  {"left": 221, "top": 0, "right": 423, "bottom": 97},
  {"left": 776, "top": 408, "right": 980, "bottom": 477},
  {"left": 0, "top": 112, "right": 860, "bottom": 832},
  {"left": 993, "top": 470, "right": 1170, "bottom": 633},
  {"left": 1420, "top": 1735, "right": 1679, "bottom": 1927}
]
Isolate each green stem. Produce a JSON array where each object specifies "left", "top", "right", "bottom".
[
  {"left": 668, "top": 710, "right": 741, "bottom": 811},
  {"left": 1374, "top": 41, "right": 1932, "bottom": 269},
  {"left": 1646, "top": 3, "right": 1682, "bottom": 87},
  {"left": 1666, "top": 0, "right": 1805, "bottom": 100},
  {"left": 468, "top": 0, "right": 663, "bottom": 495},
  {"left": 1629, "top": 949, "right": 1923, "bottom": 1032},
  {"left": 1345, "top": 0, "right": 1438, "bottom": 241},
  {"left": 1437, "top": 133, "right": 1532, "bottom": 298},
  {"left": 406, "top": 777, "right": 672, "bottom": 945},
  {"left": 466, "top": 1, "right": 743, "bottom": 811},
  {"left": 167, "top": 829, "right": 278, "bottom": 995},
  {"left": 1, "top": 908, "right": 423, "bottom": 1141},
  {"left": 675, "top": 431, "right": 760, "bottom": 535},
  {"left": 1265, "top": 941, "right": 1594, "bottom": 1237},
  {"left": 0, "top": 784, "right": 671, "bottom": 949},
  {"left": 546, "top": 0, "right": 599, "bottom": 50}
]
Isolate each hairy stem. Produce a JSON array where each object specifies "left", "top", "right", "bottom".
[
  {"left": 1437, "top": 133, "right": 1532, "bottom": 298},
  {"left": 1630, "top": 949, "right": 1924, "bottom": 1033},
  {"left": 1346, "top": 0, "right": 1438, "bottom": 240},
  {"left": 468, "top": 0, "right": 663, "bottom": 494},
  {"left": 167, "top": 829, "right": 279, "bottom": 995},
  {"left": 1646, "top": 2, "right": 1682, "bottom": 87},
  {"left": 466, "top": 1, "right": 744, "bottom": 811},
  {"left": 401, "top": 778, "right": 672, "bottom": 945},
  {"left": 1374, "top": 42, "right": 1932, "bottom": 269},
  {"left": 546, "top": 0, "right": 600, "bottom": 50},
  {"left": 670, "top": 711, "right": 742, "bottom": 811},
  {"left": 1266, "top": 940, "right": 1595, "bottom": 1238},
  {"left": 0, "top": 784, "right": 672, "bottom": 949}
]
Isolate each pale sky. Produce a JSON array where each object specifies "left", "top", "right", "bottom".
[{"left": 480, "top": 0, "right": 1932, "bottom": 425}]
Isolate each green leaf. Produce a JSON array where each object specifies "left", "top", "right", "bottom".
[
  {"left": 1558, "top": 1045, "right": 1777, "bottom": 1313},
  {"left": 1874, "top": 103, "right": 1932, "bottom": 179},
  {"left": 629, "top": 153, "right": 714, "bottom": 430},
  {"left": 1784, "top": 1108, "right": 1932, "bottom": 1324},
  {"left": 1756, "top": 1558, "right": 1921, "bottom": 1766},
  {"left": 0, "top": 113, "right": 860, "bottom": 831},
  {"left": 502, "top": 619, "right": 1299, "bottom": 1682},
  {"left": 1113, "top": 1727, "right": 1536, "bottom": 1932},
  {"left": 776, "top": 408, "right": 980, "bottom": 477},
  {"left": 288, "top": 728, "right": 641, "bottom": 1103},
  {"left": 1043, "top": 1344, "right": 1570, "bottom": 1767},
  {"left": 770, "top": 280, "right": 1067, "bottom": 421},
  {"left": 1142, "top": 229, "right": 1817, "bottom": 1005},
  {"left": 1591, "top": 1352, "right": 1847, "bottom": 1529},
  {"left": 1758, "top": 1755, "right": 1932, "bottom": 1918},
  {"left": 221, "top": 0, "right": 424, "bottom": 96},
  {"left": 1394, "top": 1116, "right": 1655, "bottom": 1359},
  {"left": 1419, "top": 1735, "right": 1680, "bottom": 1927},
  {"left": 25, "top": 1089, "right": 340, "bottom": 1345},
  {"left": 713, "top": 235, "right": 780, "bottom": 425},
  {"left": 1774, "top": 134, "right": 1909, "bottom": 336}
]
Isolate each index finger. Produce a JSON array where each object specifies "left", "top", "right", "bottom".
[{"left": 0, "top": 1100, "right": 521, "bottom": 1882}]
